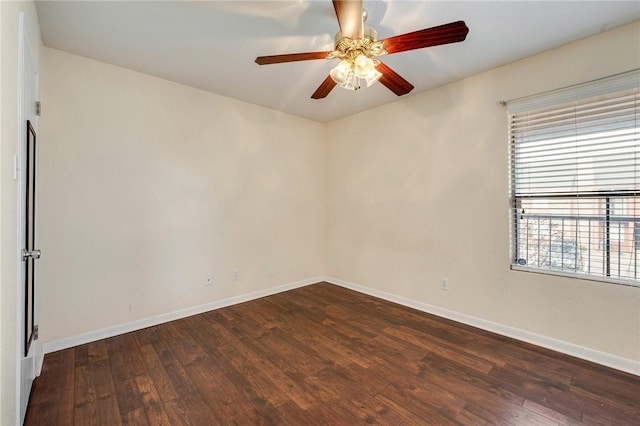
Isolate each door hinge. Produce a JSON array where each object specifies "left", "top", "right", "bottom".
[
  {"left": 35, "top": 101, "right": 41, "bottom": 116},
  {"left": 34, "top": 325, "right": 39, "bottom": 340}
]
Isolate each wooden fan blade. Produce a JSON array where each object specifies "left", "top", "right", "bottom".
[
  {"left": 333, "top": 0, "right": 363, "bottom": 40},
  {"left": 255, "top": 51, "right": 331, "bottom": 65},
  {"left": 311, "top": 75, "right": 337, "bottom": 99},
  {"left": 376, "top": 62, "right": 414, "bottom": 96},
  {"left": 381, "top": 21, "right": 469, "bottom": 55}
]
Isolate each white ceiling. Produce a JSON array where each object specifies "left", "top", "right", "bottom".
[{"left": 36, "top": 1, "right": 640, "bottom": 123}]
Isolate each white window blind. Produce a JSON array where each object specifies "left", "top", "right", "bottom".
[{"left": 508, "top": 70, "right": 640, "bottom": 285}]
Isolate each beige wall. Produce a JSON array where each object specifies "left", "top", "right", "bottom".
[
  {"left": 38, "top": 48, "right": 325, "bottom": 343},
  {"left": 326, "top": 21, "right": 640, "bottom": 361},
  {"left": 1, "top": 1, "right": 40, "bottom": 425}
]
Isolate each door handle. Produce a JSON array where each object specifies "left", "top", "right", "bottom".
[{"left": 22, "top": 249, "right": 41, "bottom": 261}]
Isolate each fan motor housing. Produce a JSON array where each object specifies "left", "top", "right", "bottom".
[{"left": 334, "top": 26, "right": 378, "bottom": 47}]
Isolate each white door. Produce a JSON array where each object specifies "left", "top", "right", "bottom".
[{"left": 18, "top": 11, "right": 40, "bottom": 423}]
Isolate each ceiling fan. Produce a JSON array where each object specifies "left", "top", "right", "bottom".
[{"left": 255, "top": 0, "right": 469, "bottom": 99}]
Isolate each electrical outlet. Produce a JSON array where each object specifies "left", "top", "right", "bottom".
[
  {"left": 267, "top": 265, "right": 276, "bottom": 276},
  {"left": 232, "top": 269, "right": 240, "bottom": 281},
  {"left": 205, "top": 274, "right": 213, "bottom": 287},
  {"left": 440, "top": 277, "right": 449, "bottom": 290}
]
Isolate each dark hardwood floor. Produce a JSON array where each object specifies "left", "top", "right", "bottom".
[{"left": 26, "top": 282, "right": 639, "bottom": 425}]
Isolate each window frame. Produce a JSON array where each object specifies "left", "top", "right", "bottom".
[{"left": 507, "top": 69, "right": 640, "bottom": 287}]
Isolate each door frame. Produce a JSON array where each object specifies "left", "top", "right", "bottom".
[{"left": 16, "top": 10, "right": 40, "bottom": 424}]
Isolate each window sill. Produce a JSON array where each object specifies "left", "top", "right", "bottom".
[{"left": 510, "top": 265, "right": 639, "bottom": 288}]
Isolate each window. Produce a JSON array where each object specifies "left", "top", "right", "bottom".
[{"left": 508, "top": 70, "right": 639, "bottom": 285}]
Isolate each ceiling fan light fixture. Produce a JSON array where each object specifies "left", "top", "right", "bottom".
[
  {"left": 354, "top": 54, "right": 374, "bottom": 78},
  {"left": 331, "top": 54, "right": 380, "bottom": 90},
  {"left": 330, "top": 59, "right": 352, "bottom": 84},
  {"left": 364, "top": 69, "right": 383, "bottom": 87},
  {"left": 354, "top": 54, "right": 382, "bottom": 87},
  {"left": 341, "top": 70, "right": 360, "bottom": 91}
]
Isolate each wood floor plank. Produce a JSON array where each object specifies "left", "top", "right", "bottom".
[
  {"left": 26, "top": 282, "right": 640, "bottom": 425},
  {"left": 74, "top": 364, "right": 100, "bottom": 423},
  {"left": 158, "top": 320, "right": 208, "bottom": 367},
  {"left": 138, "top": 344, "right": 180, "bottom": 403},
  {"left": 158, "top": 358, "right": 198, "bottom": 398},
  {"left": 179, "top": 314, "right": 228, "bottom": 354},
  {"left": 112, "top": 377, "right": 146, "bottom": 422},
  {"left": 295, "top": 333, "right": 353, "bottom": 367},
  {"left": 454, "top": 406, "right": 495, "bottom": 425},
  {"left": 257, "top": 327, "right": 334, "bottom": 376},
  {"left": 570, "top": 384, "right": 640, "bottom": 425},
  {"left": 464, "top": 400, "right": 561, "bottom": 425},
  {"left": 134, "top": 374, "right": 172, "bottom": 425},
  {"left": 489, "top": 363, "right": 585, "bottom": 421},
  {"left": 311, "top": 363, "right": 388, "bottom": 400},
  {"left": 523, "top": 399, "right": 585, "bottom": 426},
  {"left": 375, "top": 385, "right": 464, "bottom": 424},
  {"left": 215, "top": 343, "right": 289, "bottom": 408},
  {"left": 124, "top": 406, "right": 149, "bottom": 425},
  {"left": 232, "top": 298, "right": 285, "bottom": 331},
  {"left": 183, "top": 358, "right": 256, "bottom": 424},
  {"left": 419, "top": 351, "right": 526, "bottom": 408},
  {"left": 311, "top": 332, "right": 377, "bottom": 369},
  {"left": 218, "top": 328, "right": 319, "bottom": 410},
  {"left": 133, "top": 325, "right": 161, "bottom": 348},
  {"left": 383, "top": 324, "right": 496, "bottom": 374},
  {"left": 76, "top": 340, "right": 109, "bottom": 367},
  {"left": 570, "top": 367, "right": 640, "bottom": 410},
  {"left": 372, "top": 365, "right": 468, "bottom": 422},
  {"left": 97, "top": 394, "right": 123, "bottom": 426},
  {"left": 347, "top": 393, "right": 428, "bottom": 425},
  {"left": 163, "top": 391, "right": 216, "bottom": 426},
  {"left": 74, "top": 400, "right": 98, "bottom": 426},
  {"left": 73, "top": 362, "right": 122, "bottom": 426},
  {"left": 272, "top": 401, "right": 328, "bottom": 426},
  {"left": 105, "top": 334, "right": 147, "bottom": 381}
]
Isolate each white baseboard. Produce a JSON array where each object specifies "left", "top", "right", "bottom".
[
  {"left": 40, "top": 276, "right": 321, "bottom": 358},
  {"left": 324, "top": 276, "right": 640, "bottom": 376},
  {"left": 35, "top": 342, "right": 44, "bottom": 376}
]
